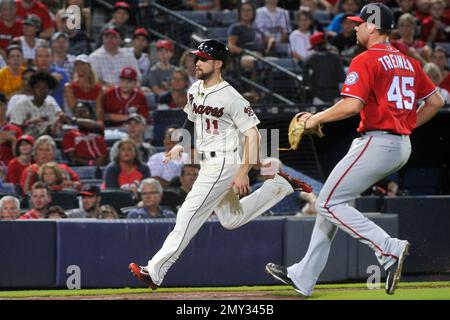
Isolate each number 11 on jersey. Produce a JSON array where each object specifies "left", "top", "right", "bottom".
[{"left": 205, "top": 118, "right": 219, "bottom": 135}]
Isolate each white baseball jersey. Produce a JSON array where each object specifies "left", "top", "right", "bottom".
[{"left": 184, "top": 80, "right": 260, "bottom": 153}]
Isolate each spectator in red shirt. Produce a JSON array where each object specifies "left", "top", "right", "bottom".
[
  {"left": 64, "top": 54, "right": 103, "bottom": 121},
  {"left": 102, "top": 66, "right": 149, "bottom": 127},
  {"left": 20, "top": 135, "right": 81, "bottom": 194},
  {"left": 421, "top": 0, "right": 450, "bottom": 42},
  {"left": 104, "top": 137, "right": 150, "bottom": 194},
  {"left": 0, "top": 0, "right": 24, "bottom": 56},
  {"left": 38, "top": 161, "right": 70, "bottom": 192},
  {"left": 63, "top": 102, "right": 107, "bottom": 166},
  {"left": 397, "top": 13, "right": 432, "bottom": 63},
  {"left": 18, "top": 181, "right": 51, "bottom": 219},
  {"left": 5, "top": 134, "right": 34, "bottom": 184},
  {"left": 431, "top": 46, "right": 450, "bottom": 92},
  {"left": 15, "top": 0, "right": 55, "bottom": 39},
  {"left": 0, "top": 92, "right": 22, "bottom": 167}
]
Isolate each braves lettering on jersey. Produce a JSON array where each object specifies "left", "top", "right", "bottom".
[
  {"left": 103, "top": 86, "right": 149, "bottom": 123},
  {"left": 341, "top": 43, "right": 436, "bottom": 135},
  {"left": 184, "top": 80, "right": 260, "bottom": 153}
]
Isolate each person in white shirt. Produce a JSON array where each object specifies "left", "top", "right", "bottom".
[
  {"left": 89, "top": 27, "right": 141, "bottom": 86},
  {"left": 289, "top": 10, "right": 315, "bottom": 62},
  {"left": 147, "top": 125, "right": 188, "bottom": 188},
  {"left": 255, "top": 0, "right": 292, "bottom": 44}
]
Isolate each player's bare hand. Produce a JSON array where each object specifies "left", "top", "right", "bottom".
[
  {"left": 163, "top": 145, "right": 184, "bottom": 164},
  {"left": 231, "top": 173, "right": 250, "bottom": 197}
]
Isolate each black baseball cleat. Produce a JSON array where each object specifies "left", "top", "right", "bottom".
[
  {"left": 265, "top": 263, "right": 308, "bottom": 297},
  {"left": 385, "top": 241, "right": 410, "bottom": 295},
  {"left": 278, "top": 171, "right": 313, "bottom": 193},
  {"left": 129, "top": 263, "right": 158, "bottom": 290}
]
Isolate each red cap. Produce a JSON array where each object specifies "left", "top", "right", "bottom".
[
  {"left": 17, "top": 135, "right": 35, "bottom": 146},
  {"left": 133, "top": 28, "right": 149, "bottom": 38},
  {"left": 120, "top": 66, "right": 138, "bottom": 80},
  {"left": 156, "top": 39, "right": 174, "bottom": 51},
  {"left": 103, "top": 27, "right": 120, "bottom": 37},
  {"left": 114, "top": 1, "right": 130, "bottom": 10},
  {"left": 309, "top": 32, "right": 325, "bottom": 49}
]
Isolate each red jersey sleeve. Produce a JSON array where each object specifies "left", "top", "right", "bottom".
[
  {"left": 62, "top": 130, "right": 77, "bottom": 153},
  {"left": 341, "top": 54, "right": 375, "bottom": 103}
]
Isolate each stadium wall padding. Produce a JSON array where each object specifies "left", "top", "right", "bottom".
[
  {"left": 355, "top": 196, "right": 450, "bottom": 273},
  {"left": 1, "top": 196, "right": 448, "bottom": 289}
]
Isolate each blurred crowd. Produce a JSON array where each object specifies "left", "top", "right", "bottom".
[{"left": 0, "top": 0, "right": 449, "bottom": 219}]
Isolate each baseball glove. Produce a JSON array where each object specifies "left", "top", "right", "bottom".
[{"left": 279, "top": 112, "right": 325, "bottom": 151}]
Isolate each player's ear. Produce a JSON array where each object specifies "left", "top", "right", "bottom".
[
  {"left": 215, "top": 60, "right": 223, "bottom": 71},
  {"left": 366, "top": 23, "right": 378, "bottom": 34}
]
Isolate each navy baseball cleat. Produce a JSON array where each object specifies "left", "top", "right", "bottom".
[
  {"left": 265, "top": 263, "right": 308, "bottom": 297},
  {"left": 385, "top": 241, "right": 410, "bottom": 295},
  {"left": 129, "top": 263, "right": 158, "bottom": 290},
  {"left": 278, "top": 172, "right": 313, "bottom": 193}
]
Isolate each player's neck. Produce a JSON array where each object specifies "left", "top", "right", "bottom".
[
  {"left": 202, "top": 74, "right": 223, "bottom": 89},
  {"left": 367, "top": 35, "right": 390, "bottom": 49}
]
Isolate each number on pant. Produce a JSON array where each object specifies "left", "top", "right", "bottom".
[
  {"left": 205, "top": 118, "right": 219, "bottom": 135},
  {"left": 387, "top": 76, "right": 415, "bottom": 110}
]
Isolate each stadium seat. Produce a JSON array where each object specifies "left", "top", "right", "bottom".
[
  {"left": 152, "top": 110, "right": 187, "bottom": 146},
  {"left": 100, "top": 189, "right": 136, "bottom": 214},
  {"left": 314, "top": 10, "right": 332, "bottom": 26},
  {"left": 176, "top": 11, "right": 214, "bottom": 26},
  {"left": 71, "top": 166, "right": 97, "bottom": 180},
  {"left": 206, "top": 27, "right": 229, "bottom": 42},
  {"left": 402, "top": 166, "right": 440, "bottom": 195},
  {"left": 80, "top": 179, "right": 103, "bottom": 188},
  {"left": 213, "top": 11, "right": 238, "bottom": 26},
  {"left": 275, "top": 43, "right": 291, "bottom": 58},
  {"left": 0, "top": 183, "right": 20, "bottom": 195}
]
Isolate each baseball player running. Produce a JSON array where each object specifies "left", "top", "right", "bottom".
[
  {"left": 266, "top": 3, "right": 444, "bottom": 296},
  {"left": 129, "top": 39, "right": 312, "bottom": 289}
]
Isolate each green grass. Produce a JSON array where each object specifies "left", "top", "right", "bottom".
[{"left": 0, "top": 281, "right": 449, "bottom": 300}]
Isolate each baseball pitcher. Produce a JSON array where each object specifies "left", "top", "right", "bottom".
[{"left": 266, "top": 3, "right": 444, "bottom": 296}]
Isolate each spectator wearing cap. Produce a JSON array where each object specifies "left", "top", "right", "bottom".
[
  {"left": 104, "top": 137, "right": 151, "bottom": 193},
  {"left": 0, "top": 0, "right": 24, "bottom": 56},
  {"left": 142, "top": 39, "right": 176, "bottom": 95},
  {"left": 330, "top": 14, "right": 358, "bottom": 66},
  {"left": 157, "top": 68, "right": 189, "bottom": 109},
  {"left": 0, "top": 45, "right": 25, "bottom": 99},
  {"left": 326, "top": 0, "right": 361, "bottom": 36},
  {"left": 89, "top": 26, "right": 141, "bottom": 87},
  {"left": 255, "top": 0, "right": 292, "bottom": 44},
  {"left": 126, "top": 178, "right": 176, "bottom": 219},
  {"left": 59, "top": 9, "right": 92, "bottom": 56},
  {"left": 110, "top": 113, "right": 157, "bottom": 164},
  {"left": 303, "top": 32, "right": 346, "bottom": 105},
  {"left": 55, "top": 0, "right": 92, "bottom": 38},
  {"left": 15, "top": 0, "right": 55, "bottom": 39},
  {"left": 101, "top": 1, "right": 132, "bottom": 40},
  {"left": 51, "top": 32, "right": 76, "bottom": 80},
  {"left": 9, "top": 71, "right": 64, "bottom": 138},
  {"left": 5, "top": 134, "right": 34, "bottom": 184},
  {"left": 431, "top": 46, "right": 450, "bottom": 93},
  {"left": 19, "top": 181, "right": 51, "bottom": 219},
  {"left": 128, "top": 28, "right": 151, "bottom": 76},
  {"left": 102, "top": 66, "right": 149, "bottom": 127},
  {"left": 63, "top": 102, "right": 107, "bottom": 166},
  {"left": 64, "top": 54, "right": 103, "bottom": 120},
  {"left": 422, "top": 0, "right": 449, "bottom": 42},
  {"left": 34, "top": 44, "right": 69, "bottom": 110},
  {"left": 0, "top": 93, "right": 23, "bottom": 167},
  {"left": 14, "top": 14, "right": 46, "bottom": 64},
  {"left": 66, "top": 184, "right": 103, "bottom": 218},
  {"left": 20, "top": 135, "right": 81, "bottom": 194},
  {"left": 0, "top": 195, "right": 21, "bottom": 220}
]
